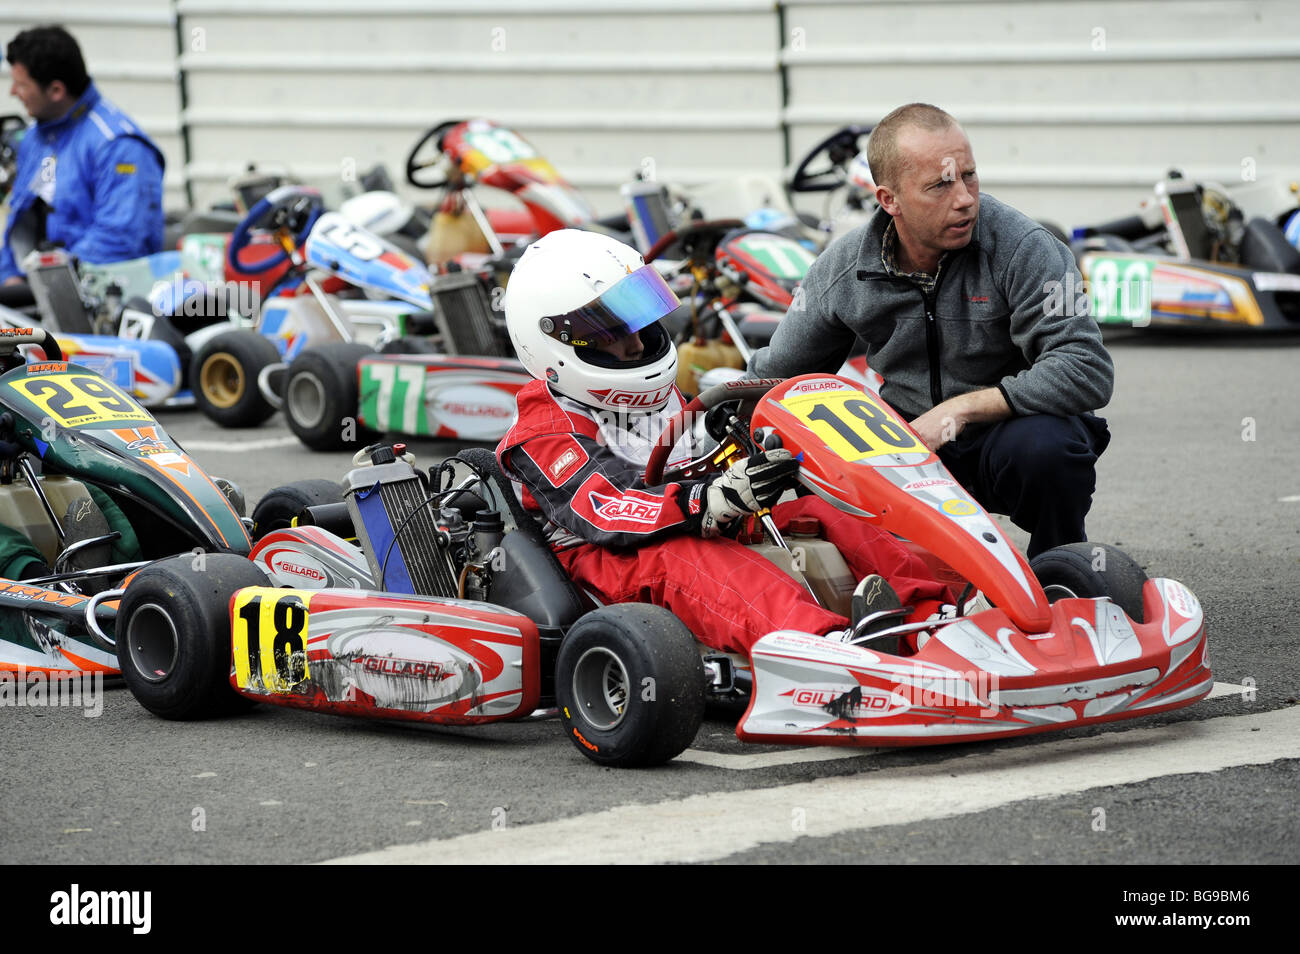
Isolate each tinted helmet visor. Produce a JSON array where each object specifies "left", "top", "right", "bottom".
[{"left": 538, "top": 263, "right": 679, "bottom": 348}]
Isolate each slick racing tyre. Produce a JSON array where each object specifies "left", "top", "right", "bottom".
[
  {"left": 251, "top": 479, "right": 345, "bottom": 541},
  {"left": 117, "top": 554, "right": 269, "bottom": 719},
  {"left": 283, "top": 342, "right": 380, "bottom": 451},
  {"left": 192, "top": 330, "right": 280, "bottom": 427},
  {"left": 556, "top": 604, "right": 705, "bottom": 768},
  {"left": 1029, "top": 542, "right": 1149, "bottom": 623}
]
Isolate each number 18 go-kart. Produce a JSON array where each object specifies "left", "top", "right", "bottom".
[{"left": 113, "top": 375, "right": 1211, "bottom": 766}]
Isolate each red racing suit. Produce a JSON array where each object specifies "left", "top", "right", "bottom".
[{"left": 496, "top": 378, "right": 949, "bottom": 654}]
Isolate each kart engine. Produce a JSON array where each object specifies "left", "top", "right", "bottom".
[{"left": 343, "top": 444, "right": 502, "bottom": 600}]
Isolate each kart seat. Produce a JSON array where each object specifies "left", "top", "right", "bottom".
[{"left": 455, "top": 446, "right": 585, "bottom": 635}]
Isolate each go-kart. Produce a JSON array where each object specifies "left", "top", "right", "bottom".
[
  {"left": 220, "top": 185, "right": 535, "bottom": 451},
  {"left": 2, "top": 239, "right": 243, "bottom": 409},
  {"left": 785, "top": 123, "right": 879, "bottom": 241},
  {"left": 114, "top": 373, "right": 1210, "bottom": 766},
  {"left": 0, "top": 327, "right": 251, "bottom": 677},
  {"left": 184, "top": 183, "right": 531, "bottom": 441},
  {"left": 645, "top": 217, "right": 817, "bottom": 396},
  {"left": 406, "top": 118, "right": 609, "bottom": 264},
  {"left": 1074, "top": 170, "right": 1300, "bottom": 330}
]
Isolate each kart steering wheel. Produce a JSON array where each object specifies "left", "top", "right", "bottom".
[
  {"left": 406, "top": 119, "right": 465, "bottom": 189},
  {"left": 227, "top": 185, "right": 324, "bottom": 275},
  {"left": 644, "top": 378, "right": 785, "bottom": 485},
  {"left": 644, "top": 218, "right": 747, "bottom": 264},
  {"left": 789, "top": 124, "right": 873, "bottom": 194}
]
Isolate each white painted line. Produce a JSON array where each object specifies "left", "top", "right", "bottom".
[
  {"left": 321, "top": 707, "right": 1300, "bottom": 865},
  {"left": 1208, "top": 681, "right": 1251, "bottom": 700},
  {"left": 677, "top": 746, "right": 877, "bottom": 770},
  {"left": 1279, "top": 495, "right": 1300, "bottom": 503},
  {"left": 182, "top": 436, "right": 300, "bottom": 452}
]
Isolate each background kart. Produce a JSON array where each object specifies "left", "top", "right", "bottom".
[
  {"left": 0, "top": 328, "right": 251, "bottom": 678},
  {"left": 116, "top": 374, "right": 1210, "bottom": 766},
  {"left": 1074, "top": 171, "right": 1300, "bottom": 331}
]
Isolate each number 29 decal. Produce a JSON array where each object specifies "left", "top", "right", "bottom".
[{"left": 9, "top": 373, "right": 151, "bottom": 428}]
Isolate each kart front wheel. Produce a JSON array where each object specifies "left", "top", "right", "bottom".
[
  {"left": 192, "top": 330, "right": 280, "bottom": 427},
  {"left": 556, "top": 604, "right": 705, "bottom": 768},
  {"left": 116, "top": 554, "right": 269, "bottom": 719},
  {"left": 284, "top": 342, "right": 380, "bottom": 451},
  {"left": 1029, "top": 542, "right": 1148, "bottom": 623},
  {"left": 251, "top": 479, "right": 346, "bottom": 541}
]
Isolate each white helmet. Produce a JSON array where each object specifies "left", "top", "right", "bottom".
[{"left": 504, "top": 229, "right": 679, "bottom": 413}]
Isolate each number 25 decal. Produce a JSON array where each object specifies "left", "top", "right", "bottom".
[
  {"left": 233, "top": 590, "right": 312, "bottom": 692},
  {"left": 781, "top": 391, "right": 925, "bottom": 461}
]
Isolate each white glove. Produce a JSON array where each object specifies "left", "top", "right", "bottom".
[{"left": 696, "top": 449, "right": 799, "bottom": 538}]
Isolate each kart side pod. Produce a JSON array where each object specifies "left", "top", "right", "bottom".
[{"left": 229, "top": 586, "right": 541, "bottom": 724}]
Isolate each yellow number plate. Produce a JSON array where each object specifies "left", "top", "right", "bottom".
[
  {"left": 9, "top": 373, "right": 152, "bottom": 428},
  {"left": 233, "top": 589, "right": 314, "bottom": 693},
  {"left": 780, "top": 391, "right": 924, "bottom": 462}
]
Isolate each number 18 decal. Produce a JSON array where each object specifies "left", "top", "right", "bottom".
[
  {"left": 780, "top": 391, "right": 925, "bottom": 462},
  {"left": 233, "top": 589, "right": 313, "bottom": 692}
]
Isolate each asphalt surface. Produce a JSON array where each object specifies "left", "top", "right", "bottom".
[{"left": 2, "top": 333, "right": 1297, "bottom": 869}]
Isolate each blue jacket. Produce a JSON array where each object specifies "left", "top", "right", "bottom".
[{"left": 0, "top": 82, "right": 165, "bottom": 281}]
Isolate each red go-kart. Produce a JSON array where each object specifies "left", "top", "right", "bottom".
[{"left": 114, "top": 375, "right": 1210, "bottom": 766}]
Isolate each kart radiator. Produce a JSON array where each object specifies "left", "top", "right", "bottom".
[
  {"left": 23, "top": 251, "right": 96, "bottom": 334},
  {"left": 343, "top": 448, "right": 459, "bottom": 598},
  {"left": 431, "top": 271, "right": 509, "bottom": 357}
]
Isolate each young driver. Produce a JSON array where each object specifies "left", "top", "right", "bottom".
[{"left": 496, "top": 229, "right": 951, "bottom": 655}]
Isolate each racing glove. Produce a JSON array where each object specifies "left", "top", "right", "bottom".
[{"left": 687, "top": 449, "right": 800, "bottom": 538}]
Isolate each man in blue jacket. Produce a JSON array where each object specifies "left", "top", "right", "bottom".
[{"left": 1, "top": 25, "right": 165, "bottom": 285}]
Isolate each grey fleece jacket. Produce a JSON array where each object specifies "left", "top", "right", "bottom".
[{"left": 749, "top": 194, "right": 1114, "bottom": 422}]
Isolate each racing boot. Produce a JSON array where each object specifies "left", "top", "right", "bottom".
[
  {"left": 58, "top": 496, "right": 116, "bottom": 587},
  {"left": 832, "top": 575, "right": 911, "bottom": 654}
]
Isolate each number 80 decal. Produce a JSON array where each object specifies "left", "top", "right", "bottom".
[{"left": 233, "top": 589, "right": 313, "bottom": 692}]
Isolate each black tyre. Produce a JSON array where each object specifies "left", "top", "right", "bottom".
[
  {"left": 116, "top": 554, "right": 269, "bottom": 719},
  {"left": 1029, "top": 542, "right": 1149, "bottom": 623},
  {"left": 284, "top": 342, "right": 379, "bottom": 451},
  {"left": 555, "top": 604, "right": 705, "bottom": 767},
  {"left": 379, "top": 336, "right": 436, "bottom": 355},
  {"left": 251, "top": 479, "right": 345, "bottom": 540},
  {"left": 192, "top": 330, "right": 281, "bottom": 427}
]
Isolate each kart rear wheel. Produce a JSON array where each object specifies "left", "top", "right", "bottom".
[
  {"left": 556, "top": 604, "right": 705, "bottom": 767},
  {"left": 116, "top": 554, "right": 268, "bottom": 719},
  {"left": 192, "top": 330, "right": 280, "bottom": 427},
  {"left": 284, "top": 342, "right": 380, "bottom": 451},
  {"left": 1029, "top": 542, "right": 1148, "bottom": 624},
  {"left": 251, "top": 479, "right": 345, "bottom": 541}
]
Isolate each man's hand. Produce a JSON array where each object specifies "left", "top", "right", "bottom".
[
  {"left": 697, "top": 449, "right": 800, "bottom": 538},
  {"left": 909, "top": 388, "right": 1012, "bottom": 451},
  {"left": 2, "top": 276, "right": 24, "bottom": 287}
]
